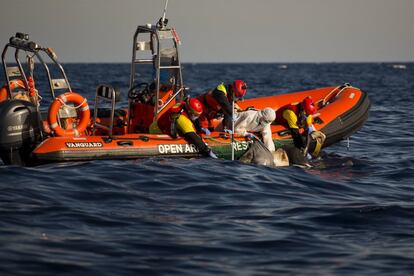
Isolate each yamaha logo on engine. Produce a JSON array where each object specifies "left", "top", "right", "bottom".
[{"left": 7, "top": 124, "right": 29, "bottom": 132}]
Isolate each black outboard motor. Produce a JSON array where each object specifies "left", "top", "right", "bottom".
[{"left": 0, "top": 99, "right": 42, "bottom": 165}]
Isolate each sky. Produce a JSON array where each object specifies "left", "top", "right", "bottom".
[{"left": 1, "top": 0, "right": 413, "bottom": 63}]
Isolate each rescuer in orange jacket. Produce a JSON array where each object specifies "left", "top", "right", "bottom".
[{"left": 197, "top": 80, "right": 247, "bottom": 133}]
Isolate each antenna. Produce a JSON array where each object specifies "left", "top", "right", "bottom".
[
  {"left": 162, "top": 0, "right": 169, "bottom": 25},
  {"left": 158, "top": 0, "right": 169, "bottom": 29}
]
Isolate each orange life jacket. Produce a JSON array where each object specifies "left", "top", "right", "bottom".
[{"left": 197, "top": 83, "right": 230, "bottom": 120}]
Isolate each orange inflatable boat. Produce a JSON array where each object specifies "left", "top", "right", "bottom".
[
  {"left": 0, "top": 29, "right": 369, "bottom": 166},
  {"left": 30, "top": 84, "right": 369, "bottom": 163}
]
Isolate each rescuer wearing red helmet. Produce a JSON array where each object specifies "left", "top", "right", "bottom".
[
  {"left": 149, "top": 97, "right": 218, "bottom": 158},
  {"left": 275, "top": 96, "right": 318, "bottom": 151},
  {"left": 197, "top": 80, "right": 247, "bottom": 132}
]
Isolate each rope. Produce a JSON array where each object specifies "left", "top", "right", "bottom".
[
  {"left": 57, "top": 96, "right": 87, "bottom": 110},
  {"left": 322, "top": 83, "right": 357, "bottom": 106},
  {"left": 205, "top": 134, "right": 245, "bottom": 145},
  {"left": 30, "top": 89, "right": 41, "bottom": 107}
]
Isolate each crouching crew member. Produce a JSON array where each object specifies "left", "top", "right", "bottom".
[
  {"left": 275, "top": 96, "right": 325, "bottom": 158},
  {"left": 149, "top": 98, "right": 218, "bottom": 158},
  {"left": 197, "top": 80, "right": 247, "bottom": 132}
]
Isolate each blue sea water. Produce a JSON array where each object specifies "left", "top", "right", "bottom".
[{"left": 1, "top": 63, "right": 414, "bottom": 275}]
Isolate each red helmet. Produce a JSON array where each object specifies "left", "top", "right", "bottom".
[
  {"left": 185, "top": 98, "right": 203, "bottom": 117},
  {"left": 302, "top": 96, "right": 316, "bottom": 115},
  {"left": 232, "top": 80, "right": 247, "bottom": 99}
]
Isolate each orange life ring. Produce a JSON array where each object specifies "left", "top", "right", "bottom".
[
  {"left": 0, "top": 79, "right": 26, "bottom": 102},
  {"left": 48, "top": 92, "right": 90, "bottom": 137}
]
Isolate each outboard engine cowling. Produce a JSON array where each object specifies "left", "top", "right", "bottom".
[{"left": 0, "top": 99, "right": 42, "bottom": 165}]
